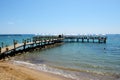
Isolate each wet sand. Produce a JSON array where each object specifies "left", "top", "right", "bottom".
[{"left": 0, "top": 61, "right": 69, "bottom": 80}]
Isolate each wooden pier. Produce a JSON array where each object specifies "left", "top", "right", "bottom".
[
  {"left": 0, "top": 36, "right": 63, "bottom": 59},
  {"left": 0, "top": 35, "right": 107, "bottom": 59},
  {"left": 64, "top": 35, "right": 107, "bottom": 43}
]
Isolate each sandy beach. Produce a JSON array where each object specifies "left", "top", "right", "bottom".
[{"left": 0, "top": 61, "right": 69, "bottom": 80}]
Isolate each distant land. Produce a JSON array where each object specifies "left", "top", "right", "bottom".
[
  {"left": 0, "top": 34, "right": 35, "bottom": 36},
  {"left": 0, "top": 34, "right": 120, "bottom": 37}
]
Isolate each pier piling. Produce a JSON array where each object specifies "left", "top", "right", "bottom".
[
  {"left": 1, "top": 42, "right": 4, "bottom": 48},
  {"left": 0, "top": 47, "right": 1, "bottom": 53}
]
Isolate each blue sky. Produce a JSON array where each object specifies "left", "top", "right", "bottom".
[{"left": 0, "top": 0, "right": 120, "bottom": 34}]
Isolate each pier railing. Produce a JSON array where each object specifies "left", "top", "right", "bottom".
[{"left": 0, "top": 36, "right": 63, "bottom": 59}]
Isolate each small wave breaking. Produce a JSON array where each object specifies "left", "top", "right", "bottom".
[
  {"left": 12, "top": 60, "right": 79, "bottom": 80},
  {"left": 12, "top": 60, "right": 119, "bottom": 80}
]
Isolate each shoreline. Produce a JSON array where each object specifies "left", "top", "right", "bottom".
[
  {"left": 1, "top": 60, "right": 118, "bottom": 80},
  {"left": 0, "top": 61, "right": 71, "bottom": 80}
]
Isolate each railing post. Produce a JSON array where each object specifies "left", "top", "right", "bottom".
[
  {"left": 0, "top": 47, "right": 1, "bottom": 53},
  {"left": 23, "top": 40, "right": 26, "bottom": 50},
  {"left": 98, "top": 38, "right": 100, "bottom": 43},
  {"left": 1, "top": 42, "right": 4, "bottom": 48},
  {"left": 27, "top": 38, "right": 29, "bottom": 43},
  {"left": 13, "top": 39, "right": 17, "bottom": 51},
  {"left": 92, "top": 38, "right": 94, "bottom": 43},
  {"left": 82, "top": 38, "right": 84, "bottom": 43},
  {"left": 87, "top": 38, "right": 89, "bottom": 42},
  {"left": 6, "top": 45, "right": 9, "bottom": 52},
  {"left": 104, "top": 37, "right": 106, "bottom": 43}
]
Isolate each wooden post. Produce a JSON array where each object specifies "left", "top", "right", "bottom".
[
  {"left": 1, "top": 42, "right": 4, "bottom": 48},
  {"left": 0, "top": 47, "right": 1, "bottom": 53},
  {"left": 87, "top": 39, "right": 89, "bottom": 42},
  {"left": 104, "top": 38, "right": 106, "bottom": 43},
  {"left": 32, "top": 38, "right": 34, "bottom": 43},
  {"left": 93, "top": 39, "right": 94, "bottom": 43},
  {"left": 77, "top": 38, "right": 79, "bottom": 42},
  {"left": 44, "top": 39, "right": 46, "bottom": 45},
  {"left": 13, "top": 40, "right": 16, "bottom": 51},
  {"left": 23, "top": 40, "right": 26, "bottom": 50},
  {"left": 82, "top": 38, "right": 84, "bottom": 43},
  {"left": 98, "top": 39, "right": 100, "bottom": 43},
  {"left": 6, "top": 45, "right": 9, "bottom": 52},
  {"left": 35, "top": 37, "right": 37, "bottom": 46},
  {"left": 39, "top": 37, "right": 41, "bottom": 46}
]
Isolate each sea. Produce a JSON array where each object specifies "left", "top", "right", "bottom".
[{"left": 0, "top": 34, "right": 120, "bottom": 80}]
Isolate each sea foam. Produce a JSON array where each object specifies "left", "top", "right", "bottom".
[{"left": 13, "top": 60, "right": 79, "bottom": 80}]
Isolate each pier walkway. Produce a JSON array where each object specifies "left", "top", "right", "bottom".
[{"left": 0, "top": 35, "right": 107, "bottom": 59}]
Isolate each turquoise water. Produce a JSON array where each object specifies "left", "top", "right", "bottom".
[
  {"left": 0, "top": 34, "right": 120, "bottom": 80},
  {"left": 0, "top": 35, "right": 34, "bottom": 47}
]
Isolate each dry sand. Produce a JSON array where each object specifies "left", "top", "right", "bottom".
[{"left": 0, "top": 61, "right": 69, "bottom": 80}]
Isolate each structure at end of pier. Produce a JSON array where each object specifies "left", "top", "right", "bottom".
[{"left": 64, "top": 35, "right": 107, "bottom": 43}]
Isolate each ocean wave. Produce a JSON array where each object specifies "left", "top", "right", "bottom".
[
  {"left": 49, "top": 64, "right": 107, "bottom": 75},
  {"left": 12, "top": 60, "right": 79, "bottom": 80},
  {"left": 12, "top": 60, "right": 120, "bottom": 80}
]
